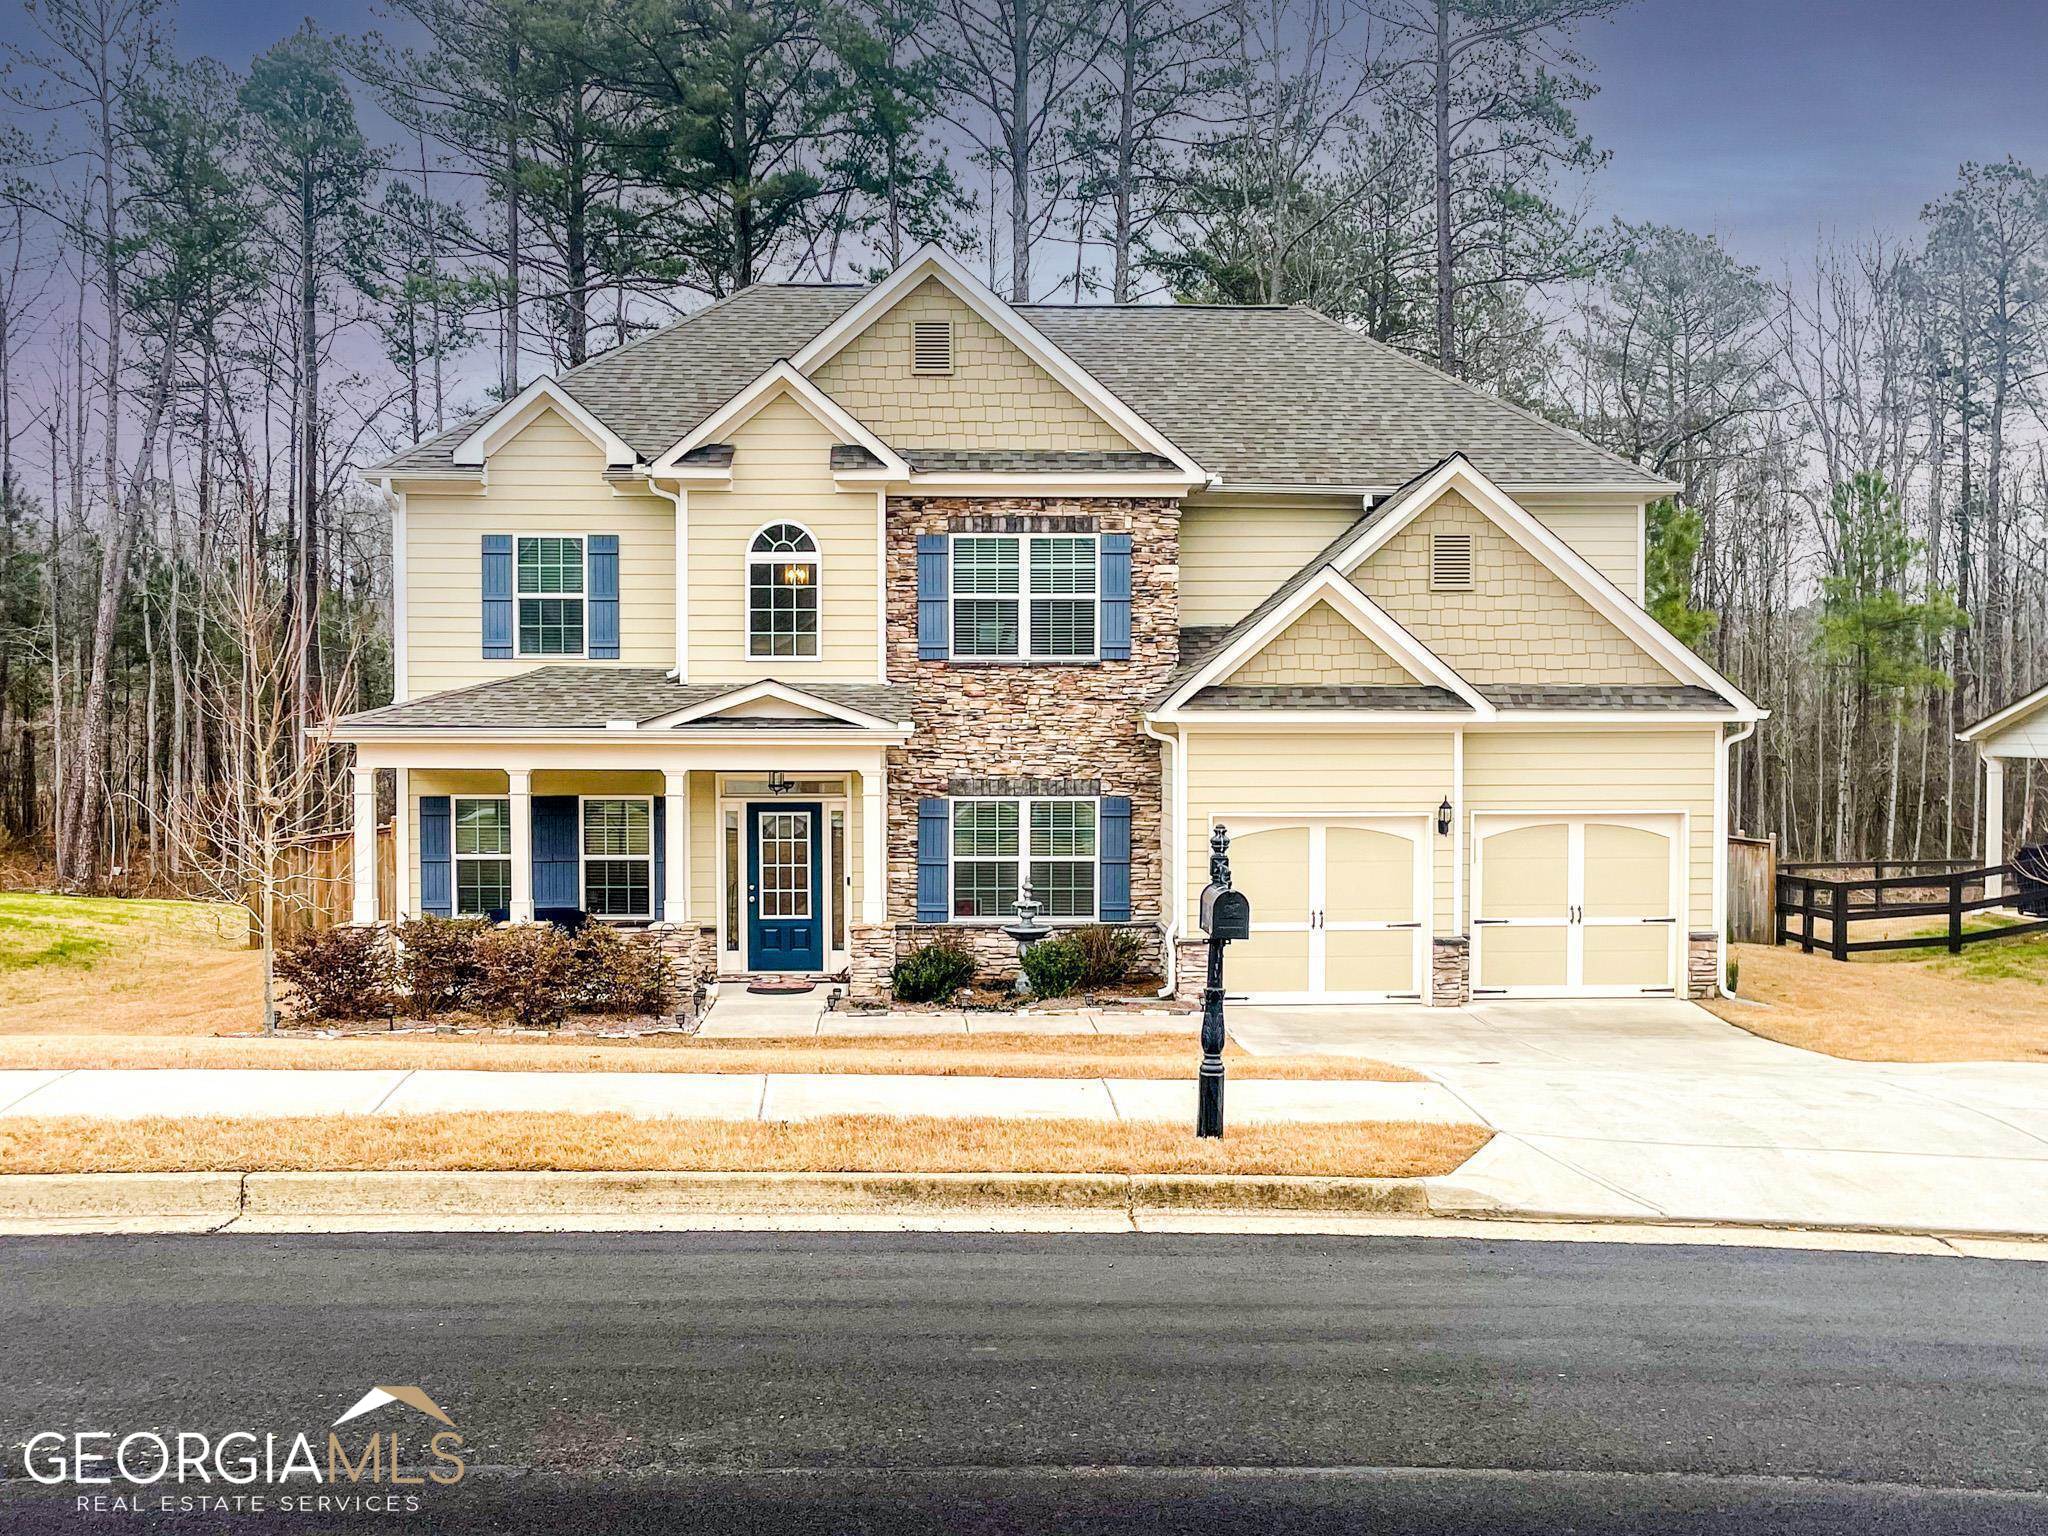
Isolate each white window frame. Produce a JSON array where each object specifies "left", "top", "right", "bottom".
[
  {"left": 514, "top": 533, "right": 588, "bottom": 659},
  {"left": 451, "top": 796, "right": 512, "bottom": 917},
  {"left": 947, "top": 533, "right": 1099, "bottom": 663},
  {"left": 745, "top": 521, "right": 823, "bottom": 663},
  {"left": 947, "top": 794, "right": 1099, "bottom": 923},
  {"left": 579, "top": 794, "right": 655, "bottom": 921}
]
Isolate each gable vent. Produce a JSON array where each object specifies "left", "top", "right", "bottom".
[
  {"left": 911, "top": 320, "right": 954, "bottom": 375},
  {"left": 1430, "top": 532, "right": 1475, "bottom": 591}
]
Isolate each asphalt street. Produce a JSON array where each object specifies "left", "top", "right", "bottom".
[{"left": 1, "top": 1232, "right": 2044, "bottom": 1533}]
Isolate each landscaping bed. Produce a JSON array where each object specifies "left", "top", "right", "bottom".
[
  {"left": 0, "top": 1111, "right": 1488, "bottom": 1180},
  {"left": 1713, "top": 924, "right": 2048, "bottom": 1062}
]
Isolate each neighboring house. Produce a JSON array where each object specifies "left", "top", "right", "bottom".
[
  {"left": 1959, "top": 682, "right": 2048, "bottom": 904},
  {"left": 336, "top": 244, "right": 1763, "bottom": 1009}
]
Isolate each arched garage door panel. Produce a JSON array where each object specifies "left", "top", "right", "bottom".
[
  {"left": 1474, "top": 815, "right": 1679, "bottom": 997},
  {"left": 1224, "top": 818, "right": 1427, "bottom": 1002}
]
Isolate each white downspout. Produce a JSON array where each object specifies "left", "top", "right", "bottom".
[
  {"left": 1718, "top": 718, "right": 1759, "bottom": 994},
  {"left": 646, "top": 477, "right": 688, "bottom": 681},
  {"left": 1142, "top": 719, "right": 1183, "bottom": 998}
]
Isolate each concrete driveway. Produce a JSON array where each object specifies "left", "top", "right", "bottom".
[{"left": 1229, "top": 999, "right": 2048, "bottom": 1237}]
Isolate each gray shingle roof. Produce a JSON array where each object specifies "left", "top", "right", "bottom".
[
  {"left": 336, "top": 668, "right": 913, "bottom": 730},
  {"left": 367, "top": 283, "right": 1670, "bottom": 494},
  {"left": 1188, "top": 684, "right": 1467, "bottom": 711},
  {"left": 1478, "top": 684, "right": 1732, "bottom": 712},
  {"left": 904, "top": 448, "right": 1177, "bottom": 473}
]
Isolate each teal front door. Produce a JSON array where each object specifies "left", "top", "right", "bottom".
[{"left": 747, "top": 802, "right": 824, "bottom": 971}]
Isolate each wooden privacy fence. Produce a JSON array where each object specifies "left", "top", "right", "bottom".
[
  {"left": 1775, "top": 862, "right": 2048, "bottom": 960},
  {"left": 1726, "top": 834, "right": 1777, "bottom": 944},
  {"left": 246, "top": 824, "right": 395, "bottom": 944}
]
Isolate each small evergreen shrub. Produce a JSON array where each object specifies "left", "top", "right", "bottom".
[
  {"left": 1018, "top": 935, "right": 1087, "bottom": 998},
  {"left": 1069, "top": 924, "right": 1144, "bottom": 989},
  {"left": 891, "top": 940, "right": 977, "bottom": 1003},
  {"left": 573, "top": 923, "right": 678, "bottom": 1016},
  {"left": 396, "top": 915, "right": 491, "bottom": 1014},
  {"left": 275, "top": 925, "right": 398, "bottom": 1022},
  {"left": 473, "top": 923, "right": 582, "bottom": 1027}
]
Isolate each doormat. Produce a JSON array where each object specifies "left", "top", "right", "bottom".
[{"left": 747, "top": 980, "right": 818, "bottom": 996}]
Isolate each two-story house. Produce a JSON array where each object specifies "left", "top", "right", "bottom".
[{"left": 336, "top": 244, "right": 1763, "bottom": 1009}]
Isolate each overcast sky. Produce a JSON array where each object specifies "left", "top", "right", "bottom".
[{"left": 10, "top": 0, "right": 2048, "bottom": 277}]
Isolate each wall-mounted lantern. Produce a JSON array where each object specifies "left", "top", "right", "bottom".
[{"left": 1437, "top": 797, "right": 1454, "bottom": 837}]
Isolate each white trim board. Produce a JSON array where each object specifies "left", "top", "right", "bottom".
[
  {"left": 652, "top": 359, "right": 910, "bottom": 479},
  {"left": 452, "top": 378, "right": 636, "bottom": 469}
]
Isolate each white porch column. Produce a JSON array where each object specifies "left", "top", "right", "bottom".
[
  {"left": 861, "top": 759, "right": 887, "bottom": 923},
  {"left": 392, "top": 768, "right": 411, "bottom": 919},
  {"left": 664, "top": 769, "right": 689, "bottom": 921},
  {"left": 350, "top": 765, "right": 379, "bottom": 924},
  {"left": 507, "top": 768, "right": 534, "bottom": 922},
  {"left": 1985, "top": 755, "right": 2007, "bottom": 903}
]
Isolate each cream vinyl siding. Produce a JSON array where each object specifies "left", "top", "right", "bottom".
[
  {"left": 1461, "top": 728, "right": 1718, "bottom": 930},
  {"left": 1515, "top": 495, "right": 1644, "bottom": 600},
  {"left": 1178, "top": 494, "right": 1361, "bottom": 627},
  {"left": 403, "top": 409, "right": 676, "bottom": 698},
  {"left": 1224, "top": 601, "right": 1417, "bottom": 686},
  {"left": 1984, "top": 713, "right": 2048, "bottom": 755},
  {"left": 811, "top": 278, "right": 1131, "bottom": 450},
  {"left": 1178, "top": 492, "right": 1646, "bottom": 626},
  {"left": 684, "top": 395, "right": 881, "bottom": 683},
  {"left": 1350, "top": 490, "right": 1677, "bottom": 686},
  {"left": 1182, "top": 729, "right": 1456, "bottom": 933}
]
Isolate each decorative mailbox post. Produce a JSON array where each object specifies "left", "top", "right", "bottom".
[{"left": 1195, "top": 824, "right": 1250, "bottom": 1138}]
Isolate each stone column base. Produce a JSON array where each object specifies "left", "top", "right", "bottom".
[
  {"left": 847, "top": 924, "right": 896, "bottom": 1006},
  {"left": 644, "top": 923, "right": 718, "bottom": 1022},
  {"left": 1430, "top": 936, "right": 1470, "bottom": 1006},
  {"left": 1687, "top": 932, "right": 1721, "bottom": 998}
]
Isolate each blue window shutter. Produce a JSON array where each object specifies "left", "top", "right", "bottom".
[
  {"left": 652, "top": 794, "right": 666, "bottom": 921},
  {"left": 1100, "top": 533, "right": 1132, "bottom": 660},
  {"left": 917, "top": 797, "right": 950, "bottom": 922},
  {"left": 917, "top": 535, "right": 949, "bottom": 660},
  {"left": 587, "top": 534, "right": 620, "bottom": 659},
  {"left": 1099, "top": 796, "right": 1132, "bottom": 921},
  {"left": 482, "top": 535, "right": 514, "bottom": 659},
  {"left": 419, "top": 796, "right": 452, "bottom": 916},
  {"left": 532, "top": 796, "right": 581, "bottom": 912}
]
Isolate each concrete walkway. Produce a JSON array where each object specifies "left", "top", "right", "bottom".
[
  {"left": 0, "top": 1066, "right": 1464, "bottom": 1128},
  {"left": 1231, "top": 999, "right": 2048, "bottom": 1236}
]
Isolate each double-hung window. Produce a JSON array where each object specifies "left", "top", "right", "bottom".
[
  {"left": 582, "top": 797, "right": 653, "bottom": 919},
  {"left": 950, "top": 534, "right": 1097, "bottom": 661},
  {"left": 452, "top": 797, "right": 512, "bottom": 917},
  {"left": 517, "top": 536, "right": 586, "bottom": 657},
  {"left": 950, "top": 796, "right": 1097, "bottom": 920}
]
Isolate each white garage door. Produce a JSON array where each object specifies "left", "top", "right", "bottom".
[
  {"left": 1472, "top": 814, "right": 1681, "bottom": 997},
  {"left": 1222, "top": 818, "right": 1429, "bottom": 1002}
]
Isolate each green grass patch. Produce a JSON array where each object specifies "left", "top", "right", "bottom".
[
  {"left": 0, "top": 891, "right": 245, "bottom": 974},
  {"left": 1867, "top": 917, "right": 2048, "bottom": 983}
]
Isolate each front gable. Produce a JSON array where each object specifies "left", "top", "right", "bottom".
[
  {"left": 1349, "top": 488, "right": 1680, "bottom": 687},
  {"left": 811, "top": 276, "right": 1134, "bottom": 452},
  {"left": 1224, "top": 600, "right": 1420, "bottom": 688}
]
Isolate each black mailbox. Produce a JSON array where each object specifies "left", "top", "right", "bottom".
[{"left": 1199, "top": 885, "right": 1251, "bottom": 942}]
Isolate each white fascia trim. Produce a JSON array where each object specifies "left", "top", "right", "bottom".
[
  {"left": 651, "top": 360, "right": 910, "bottom": 478},
  {"left": 333, "top": 725, "right": 913, "bottom": 747},
  {"left": 1158, "top": 566, "right": 1492, "bottom": 716},
  {"left": 787, "top": 243, "right": 1206, "bottom": 481},
  {"left": 1332, "top": 455, "right": 1763, "bottom": 718},
  {"left": 640, "top": 679, "right": 905, "bottom": 732},
  {"left": 901, "top": 471, "right": 1207, "bottom": 495},
  {"left": 1958, "top": 680, "right": 2048, "bottom": 743},
  {"left": 1152, "top": 710, "right": 1482, "bottom": 728},
  {"left": 452, "top": 378, "right": 636, "bottom": 469}
]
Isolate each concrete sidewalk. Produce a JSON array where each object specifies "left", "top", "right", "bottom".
[
  {"left": 0, "top": 1066, "right": 1465, "bottom": 1128},
  {"left": 1233, "top": 1000, "right": 2048, "bottom": 1236}
]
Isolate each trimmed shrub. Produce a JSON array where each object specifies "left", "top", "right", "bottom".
[
  {"left": 473, "top": 923, "right": 582, "bottom": 1027},
  {"left": 1069, "top": 924, "right": 1144, "bottom": 989},
  {"left": 573, "top": 923, "right": 679, "bottom": 1017},
  {"left": 396, "top": 915, "right": 491, "bottom": 1014},
  {"left": 891, "top": 939, "right": 977, "bottom": 1003},
  {"left": 275, "top": 925, "right": 398, "bottom": 1022},
  {"left": 1018, "top": 935, "right": 1087, "bottom": 999}
]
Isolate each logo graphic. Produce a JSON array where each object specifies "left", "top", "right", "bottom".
[{"left": 332, "top": 1386, "right": 456, "bottom": 1429}]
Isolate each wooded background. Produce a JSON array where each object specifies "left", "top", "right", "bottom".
[{"left": 0, "top": 0, "right": 2041, "bottom": 895}]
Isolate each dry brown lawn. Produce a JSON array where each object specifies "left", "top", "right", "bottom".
[
  {"left": 0, "top": 894, "right": 262, "bottom": 1036},
  {"left": 0, "top": 1111, "right": 1487, "bottom": 1179},
  {"left": 1710, "top": 931, "right": 2048, "bottom": 1062},
  {"left": 0, "top": 1030, "right": 1421, "bottom": 1081}
]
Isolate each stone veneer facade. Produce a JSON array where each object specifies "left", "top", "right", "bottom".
[{"left": 848, "top": 494, "right": 1179, "bottom": 1001}]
